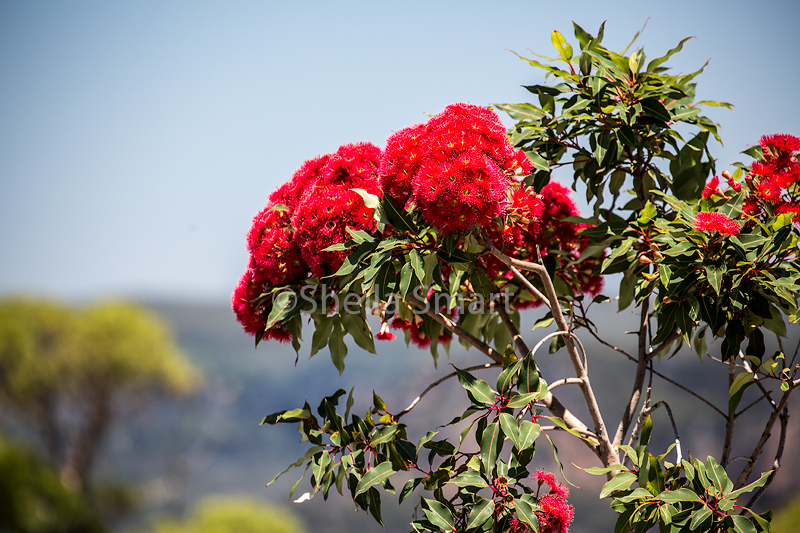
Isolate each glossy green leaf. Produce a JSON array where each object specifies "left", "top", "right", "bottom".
[
  {"left": 600, "top": 471, "right": 636, "bottom": 499},
  {"left": 354, "top": 462, "right": 395, "bottom": 497},
  {"left": 456, "top": 367, "right": 496, "bottom": 406},
  {"left": 467, "top": 498, "right": 495, "bottom": 529},
  {"left": 422, "top": 499, "right": 456, "bottom": 531},
  {"left": 480, "top": 420, "right": 503, "bottom": 472}
]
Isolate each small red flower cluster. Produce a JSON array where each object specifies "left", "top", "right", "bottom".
[
  {"left": 390, "top": 316, "right": 452, "bottom": 348},
  {"left": 746, "top": 133, "right": 800, "bottom": 222},
  {"left": 485, "top": 181, "right": 603, "bottom": 308},
  {"left": 232, "top": 142, "right": 382, "bottom": 338},
  {"left": 380, "top": 103, "right": 532, "bottom": 234},
  {"left": 533, "top": 470, "right": 574, "bottom": 533},
  {"left": 500, "top": 470, "right": 573, "bottom": 533},
  {"left": 693, "top": 211, "right": 740, "bottom": 236}
]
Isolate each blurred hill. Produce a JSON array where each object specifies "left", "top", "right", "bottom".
[{"left": 69, "top": 298, "right": 800, "bottom": 533}]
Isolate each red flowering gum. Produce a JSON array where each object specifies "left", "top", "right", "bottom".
[
  {"left": 380, "top": 122, "right": 427, "bottom": 206},
  {"left": 537, "top": 494, "right": 574, "bottom": 533},
  {"left": 379, "top": 103, "right": 530, "bottom": 234},
  {"left": 247, "top": 206, "right": 307, "bottom": 286},
  {"left": 693, "top": 211, "right": 740, "bottom": 236},
  {"left": 319, "top": 142, "right": 382, "bottom": 189},
  {"left": 269, "top": 154, "right": 331, "bottom": 209},
  {"left": 702, "top": 175, "right": 723, "bottom": 198},
  {"left": 231, "top": 270, "right": 292, "bottom": 342},
  {"left": 292, "top": 183, "right": 379, "bottom": 277},
  {"left": 539, "top": 181, "right": 580, "bottom": 243},
  {"left": 232, "top": 269, "right": 267, "bottom": 336},
  {"left": 775, "top": 201, "right": 800, "bottom": 223},
  {"left": 759, "top": 133, "right": 800, "bottom": 152},
  {"left": 412, "top": 154, "right": 509, "bottom": 234},
  {"left": 503, "top": 186, "right": 545, "bottom": 247}
]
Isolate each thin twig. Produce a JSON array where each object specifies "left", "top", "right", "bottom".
[
  {"left": 547, "top": 378, "right": 584, "bottom": 391},
  {"left": 745, "top": 406, "right": 789, "bottom": 508},
  {"left": 406, "top": 293, "right": 502, "bottom": 364},
  {"left": 396, "top": 363, "right": 501, "bottom": 419},
  {"left": 734, "top": 370, "right": 797, "bottom": 489}
]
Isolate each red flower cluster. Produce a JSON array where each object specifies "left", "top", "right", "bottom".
[
  {"left": 746, "top": 133, "right": 800, "bottom": 221},
  {"left": 533, "top": 470, "right": 574, "bottom": 533},
  {"left": 380, "top": 103, "right": 532, "bottom": 234},
  {"left": 490, "top": 181, "right": 603, "bottom": 309},
  {"left": 232, "top": 142, "right": 383, "bottom": 338},
  {"left": 503, "top": 470, "right": 573, "bottom": 533},
  {"left": 693, "top": 211, "right": 740, "bottom": 236},
  {"left": 390, "top": 316, "right": 452, "bottom": 348}
]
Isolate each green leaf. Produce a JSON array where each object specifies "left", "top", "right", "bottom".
[
  {"left": 551, "top": 30, "right": 573, "bottom": 61},
  {"left": 447, "top": 471, "right": 488, "bottom": 489},
  {"left": 517, "top": 354, "right": 539, "bottom": 395},
  {"left": 689, "top": 505, "right": 712, "bottom": 530},
  {"left": 704, "top": 263, "right": 726, "bottom": 295},
  {"left": 600, "top": 471, "right": 636, "bottom": 499},
  {"left": 730, "top": 515, "right": 757, "bottom": 533},
  {"left": 456, "top": 367, "right": 496, "bottom": 406},
  {"left": 646, "top": 37, "right": 694, "bottom": 72},
  {"left": 343, "top": 311, "right": 376, "bottom": 354},
  {"left": 498, "top": 412, "right": 521, "bottom": 450},
  {"left": 351, "top": 188, "right": 381, "bottom": 210},
  {"left": 518, "top": 420, "right": 541, "bottom": 451},
  {"left": 422, "top": 499, "right": 456, "bottom": 531},
  {"left": 354, "top": 462, "right": 395, "bottom": 497},
  {"left": 480, "top": 420, "right": 503, "bottom": 472},
  {"left": 329, "top": 323, "right": 348, "bottom": 375},
  {"left": 513, "top": 499, "right": 540, "bottom": 531},
  {"left": 380, "top": 194, "right": 418, "bottom": 234},
  {"left": 655, "top": 488, "right": 701, "bottom": 503},
  {"left": 399, "top": 477, "right": 423, "bottom": 504},
  {"left": 705, "top": 455, "right": 732, "bottom": 494},
  {"left": 506, "top": 391, "right": 540, "bottom": 409},
  {"left": 371, "top": 424, "right": 402, "bottom": 446},
  {"left": 265, "top": 290, "right": 296, "bottom": 329},
  {"left": 467, "top": 498, "right": 495, "bottom": 529},
  {"left": 410, "top": 249, "right": 426, "bottom": 285}
]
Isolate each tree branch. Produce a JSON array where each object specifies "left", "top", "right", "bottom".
[
  {"left": 744, "top": 405, "right": 789, "bottom": 508},
  {"left": 483, "top": 234, "right": 616, "bottom": 466},
  {"left": 613, "top": 298, "right": 650, "bottom": 446},
  {"left": 734, "top": 372, "right": 796, "bottom": 489}
]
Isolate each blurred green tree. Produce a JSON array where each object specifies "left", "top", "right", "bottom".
[
  {"left": 143, "top": 495, "right": 304, "bottom": 533},
  {"left": 0, "top": 435, "right": 106, "bottom": 533},
  {"left": 0, "top": 298, "right": 198, "bottom": 493}
]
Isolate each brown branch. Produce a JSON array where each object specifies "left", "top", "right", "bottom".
[
  {"left": 406, "top": 293, "right": 502, "bottom": 364},
  {"left": 734, "top": 373, "right": 796, "bottom": 489},
  {"left": 613, "top": 298, "right": 650, "bottom": 446},
  {"left": 404, "top": 290, "right": 599, "bottom": 453},
  {"left": 483, "top": 235, "right": 616, "bottom": 467},
  {"left": 744, "top": 405, "right": 789, "bottom": 508}
]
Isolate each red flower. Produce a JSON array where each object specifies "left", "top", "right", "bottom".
[
  {"left": 247, "top": 206, "right": 307, "bottom": 286},
  {"left": 693, "top": 211, "right": 740, "bottom": 236},
  {"left": 292, "top": 183, "right": 379, "bottom": 277},
  {"left": 701, "top": 175, "right": 723, "bottom": 198},
  {"left": 379, "top": 103, "right": 528, "bottom": 234},
  {"left": 774, "top": 201, "right": 800, "bottom": 223},
  {"left": 755, "top": 176, "right": 783, "bottom": 203},
  {"left": 536, "top": 494, "right": 574, "bottom": 533},
  {"left": 534, "top": 470, "right": 569, "bottom": 499},
  {"left": 376, "top": 321, "right": 396, "bottom": 341},
  {"left": 759, "top": 133, "right": 800, "bottom": 152},
  {"left": 231, "top": 269, "right": 267, "bottom": 336},
  {"left": 269, "top": 154, "right": 331, "bottom": 209}
]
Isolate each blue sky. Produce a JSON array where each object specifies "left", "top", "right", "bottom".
[{"left": 2, "top": 0, "right": 799, "bottom": 302}]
